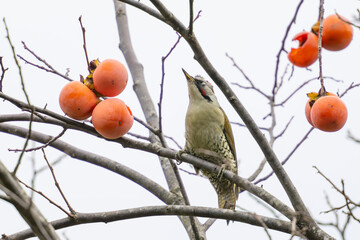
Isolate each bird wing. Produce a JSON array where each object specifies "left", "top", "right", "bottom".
[
  {"left": 221, "top": 108, "right": 237, "bottom": 162},
  {"left": 221, "top": 107, "right": 240, "bottom": 199}
]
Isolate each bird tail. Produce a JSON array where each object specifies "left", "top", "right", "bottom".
[
  {"left": 217, "top": 184, "right": 237, "bottom": 209},
  {"left": 208, "top": 176, "right": 238, "bottom": 225}
]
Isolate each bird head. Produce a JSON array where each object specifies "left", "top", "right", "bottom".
[{"left": 182, "top": 69, "right": 219, "bottom": 105}]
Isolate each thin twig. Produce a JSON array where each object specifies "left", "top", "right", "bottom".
[
  {"left": 9, "top": 128, "right": 67, "bottom": 152},
  {"left": 79, "top": 16, "right": 91, "bottom": 73},
  {"left": 248, "top": 193, "right": 281, "bottom": 219},
  {"left": 273, "top": 0, "right": 304, "bottom": 97},
  {"left": 313, "top": 166, "right": 347, "bottom": 198},
  {"left": 17, "top": 177, "right": 73, "bottom": 218},
  {"left": 247, "top": 159, "right": 267, "bottom": 182},
  {"left": 158, "top": 10, "right": 201, "bottom": 141},
  {"left": 126, "top": 131, "right": 150, "bottom": 141},
  {"left": 274, "top": 116, "right": 294, "bottom": 140},
  {"left": 158, "top": 32, "right": 182, "bottom": 142},
  {"left": 275, "top": 78, "right": 318, "bottom": 106},
  {"left": 41, "top": 148, "right": 76, "bottom": 215},
  {"left": 3, "top": 18, "right": 34, "bottom": 175},
  {"left": 231, "top": 121, "right": 269, "bottom": 132},
  {"left": 275, "top": 75, "right": 343, "bottom": 107},
  {"left": 254, "top": 127, "right": 314, "bottom": 185},
  {"left": 19, "top": 41, "right": 73, "bottom": 81},
  {"left": 254, "top": 213, "right": 273, "bottom": 240},
  {"left": 227, "top": 53, "right": 269, "bottom": 99},
  {"left": 274, "top": 64, "right": 290, "bottom": 95},
  {"left": 335, "top": 11, "right": 360, "bottom": 29},
  {"left": 3, "top": 20, "right": 30, "bottom": 105},
  {"left": 164, "top": 135, "right": 183, "bottom": 149},
  {"left": 30, "top": 144, "right": 37, "bottom": 200},
  {"left": 338, "top": 82, "right": 360, "bottom": 98},
  {"left": 314, "top": 167, "right": 360, "bottom": 216},
  {"left": 133, "top": 116, "right": 159, "bottom": 135},
  {"left": 318, "top": 0, "right": 325, "bottom": 92},
  {"left": 35, "top": 154, "right": 67, "bottom": 175},
  {"left": 0, "top": 56, "right": 9, "bottom": 92},
  {"left": 188, "top": 0, "right": 194, "bottom": 34},
  {"left": 341, "top": 180, "right": 360, "bottom": 223},
  {"left": 202, "top": 218, "right": 216, "bottom": 231},
  {"left": 318, "top": 192, "right": 354, "bottom": 240},
  {"left": 16, "top": 54, "right": 72, "bottom": 82},
  {"left": 178, "top": 167, "right": 199, "bottom": 177},
  {"left": 347, "top": 130, "right": 360, "bottom": 143}
]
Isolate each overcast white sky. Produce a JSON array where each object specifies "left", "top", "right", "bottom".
[{"left": 1, "top": 0, "right": 360, "bottom": 239}]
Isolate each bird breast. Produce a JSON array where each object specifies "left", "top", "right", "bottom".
[{"left": 185, "top": 102, "right": 225, "bottom": 152}]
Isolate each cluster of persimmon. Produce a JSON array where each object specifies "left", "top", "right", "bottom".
[
  {"left": 59, "top": 59, "right": 133, "bottom": 139},
  {"left": 288, "top": 14, "right": 353, "bottom": 68},
  {"left": 305, "top": 91, "right": 347, "bottom": 132},
  {"left": 286, "top": 13, "right": 352, "bottom": 132}
]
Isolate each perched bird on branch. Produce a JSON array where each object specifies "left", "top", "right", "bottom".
[{"left": 182, "top": 69, "right": 238, "bottom": 223}]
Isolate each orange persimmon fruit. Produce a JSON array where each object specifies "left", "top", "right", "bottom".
[
  {"left": 306, "top": 93, "right": 347, "bottom": 132},
  {"left": 59, "top": 81, "right": 97, "bottom": 120},
  {"left": 288, "top": 31, "right": 319, "bottom": 68},
  {"left": 93, "top": 59, "right": 128, "bottom": 97},
  {"left": 320, "top": 14, "right": 353, "bottom": 51},
  {"left": 305, "top": 92, "right": 336, "bottom": 126},
  {"left": 92, "top": 98, "right": 133, "bottom": 139}
]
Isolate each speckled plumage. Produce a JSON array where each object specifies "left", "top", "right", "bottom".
[{"left": 182, "top": 69, "right": 238, "bottom": 212}]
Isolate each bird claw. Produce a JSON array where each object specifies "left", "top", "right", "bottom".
[
  {"left": 175, "top": 150, "right": 185, "bottom": 165},
  {"left": 217, "top": 164, "right": 226, "bottom": 180}
]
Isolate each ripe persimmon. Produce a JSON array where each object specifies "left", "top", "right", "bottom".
[
  {"left": 288, "top": 32, "right": 319, "bottom": 68},
  {"left": 321, "top": 14, "right": 353, "bottom": 51},
  {"left": 310, "top": 95, "right": 347, "bottom": 132},
  {"left": 305, "top": 92, "right": 336, "bottom": 126},
  {"left": 92, "top": 98, "right": 133, "bottom": 139},
  {"left": 59, "top": 81, "right": 97, "bottom": 120},
  {"left": 93, "top": 59, "right": 128, "bottom": 97}
]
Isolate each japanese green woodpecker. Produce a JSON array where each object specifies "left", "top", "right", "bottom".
[{"left": 182, "top": 69, "right": 239, "bottom": 217}]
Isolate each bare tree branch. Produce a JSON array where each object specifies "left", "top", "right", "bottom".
[
  {"left": 117, "top": 0, "right": 165, "bottom": 23},
  {"left": 0, "top": 161, "right": 60, "bottom": 240},
  {"left": 4, "top": 205, "right": 296, "bottom": 240},
  {"left": 0, "top": 122, "right": 296, "bottom": 222},
  {"left": 0, "top": 123, "right": 176, "bottom": 206},
  {"left": 188, "top": 0, "right": 194, "bottom": 34}
]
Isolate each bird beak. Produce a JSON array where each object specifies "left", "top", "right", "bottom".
[{"left": 182, "top": 68, "right": 195, "bottom": 82}]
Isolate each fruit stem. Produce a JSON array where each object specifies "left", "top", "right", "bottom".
[
  {"left": 318, "top": 0, "right": 325, "bottom": 92},
  {"left": 318, "top": 85, "right": 327, "bottom": 97}
]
